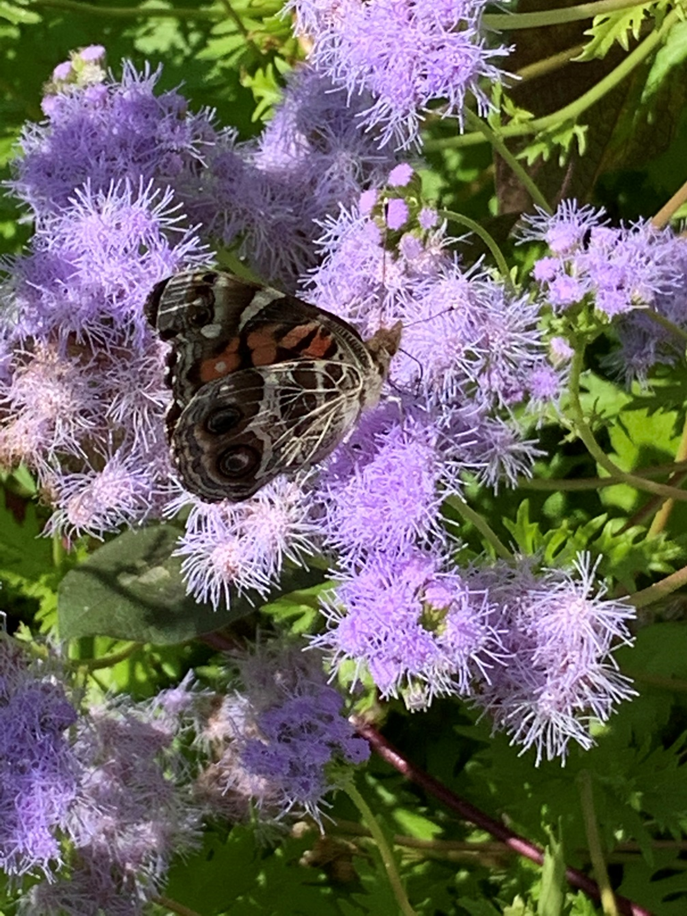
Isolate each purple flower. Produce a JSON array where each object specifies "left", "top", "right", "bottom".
[
  {"left": 24, "top": 680, "right": 203, "bottom": 915},
  {"left": 388, "top": 163, "right": 414, "bottom": 187},
  {"left": 190, "top": 65, "right": 399, "bottom": 288},
  {"left": 11, "top": 63, "right": 218, "bottom": 218},
  {"left": 197, "top": 644, "right": 369, "bottom": 824},
  {"left": 287, "top": 0, "right": 510, "bottom": 147},
  {"left": 471, "top": 555, "right": 636, "bottom": 764},
  {"left": 313, "top": 549, "right": 503, "bottom": 707},
  {"left": 522, "top": 201, "right": 687, "bottom": 380},
  {"left": 385, "top": 197, "right": 409, "bottom": 229},
  {"left": 173, "top": 478, "right": 320, "bottom": 606},
  {"left": 0, "top": 638, "right": 79, "bottom": 878},
  {"left": 315, "top": 405, "right": 446, "bottom": 560}
]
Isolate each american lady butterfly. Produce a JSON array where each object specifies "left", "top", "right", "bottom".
[{"left": 145, "top": 270, "right": 402, "bottom": 501}]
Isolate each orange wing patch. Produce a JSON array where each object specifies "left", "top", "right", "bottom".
[
  {"left": 199, "top": 337, "right": 242, "bottom": 382},
  {"left": 280, "top": 323, "right": 335, "bottom": 359}
]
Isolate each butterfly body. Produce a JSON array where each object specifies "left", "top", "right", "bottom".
[{"left": 145, "top": 270, "right": 401, "bottom": 501}]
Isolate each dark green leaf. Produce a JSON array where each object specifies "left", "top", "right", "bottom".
[{"left": 57, "top": 524, "right": 323, "bottom": 643}]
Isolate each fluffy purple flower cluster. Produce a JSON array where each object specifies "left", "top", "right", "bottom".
[
  {"left": 0, "top": 638, "right": 78, "bottom": 878},
  {"left": 195, "top": 645, "right": 369, "bottom": 824},
  {"left": 522, "top": 201, "right": 687, "bottom": 381},
  {"left": 0, "top": 59, "right": 396, "bottom": 539},
  {"left": 0, "top": 639, "right": 201, "bottom": 913},
  {"left": 286, "top": 0, "right": 509, "bottom": 147},
  {"left": 470, "top": 555, "right": 635, "bottom": 764},
  {"left": 0, "top": 55, "right": 637, "bottom": 763},
  {"left": 313, "top": 546, "right": 635, "bottom": 765}
]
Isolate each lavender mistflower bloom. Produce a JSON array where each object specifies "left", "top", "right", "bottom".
[
  {"left": 11, "top": 62, "right": 219, "bottom": 217},
  {"left": 174, "top": 478, "right": 319, "bottom": 606},
  {"left": 192, "top": 65, "right": 399, "bottom": 287},
  {"left": 317, "top": 405, "right": 446, "bottom": 560},
  {"left": 0, "top": 176, "right": 204, "bottom": 536},
  {"left": 522, "top": 201, "right": 687, "bottom": 381},
  {"left": 0, "top": 63, "right": 218, "bottom": 538},
  {"left": 385, "top": 197, "right": 409, "bottom": 230},
  {"left": 471, "top": 554, "right": 636, "bottom": 764},
  {"left": 314, "top": 549, "right": 502, "bottom": 708},
  {"left": 0, "top": 638, "right": 78, "bottom": 878},
  {"left": 197, "top": 644, "right": 369, "bottom": 824},
  {"left": 23, "top": 682, "right": 203, "bottom": 916},
  {"left": 287, "top": 0, "right": 510, "bottom": 147},
  {"left": 43, "top": 452, "right": 158, "bottom": 540}
]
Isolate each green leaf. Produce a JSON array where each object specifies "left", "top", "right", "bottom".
[
  {"left": 0, "top": 498, "right": 54, "bottom": 594},
  {"left": 0, "top": 2, "right": 41, "bottom": 24},
  {"left": 57, "top": 524, "right": 323, "bottom": 643},
  {"left": 579, "top": 5, "right": 658, "bottom": 60},
  {"left": 165, "top": 828, "right": 262, "bottom": 915}
]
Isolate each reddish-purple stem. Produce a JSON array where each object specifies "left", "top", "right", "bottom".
[{"left": 355, "top": 721, "right": 654, "bottom": 916}]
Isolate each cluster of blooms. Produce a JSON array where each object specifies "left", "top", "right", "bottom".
[
  {"left": 0, "top": 637, "right": 202, "bottom": 915},
  {"left": 0, "top": 55, "right": 396, "bottom": 540},
  {"left": 285, "top": 0, "right": 510, "bottom": 147},
  {"left": 0, "top": 638, "right": 78, "bottom": 878},
  {"left": 521, "top": 201, "right": 687, "bottom": 381},
  {"left": 0, "top": 52, "right": 639, "bottom": 765},
  {"left": 0, "top": 632, "right": 373, "bottom": 908},
  {"left": 196, "top": 644, "right": 370, "bottom": 824},
  {"left": 469, "top": 555, "right": 636, "bottom": 764},
  {"left": 313, "top": 552, "right": 636, "bottom": 761}
]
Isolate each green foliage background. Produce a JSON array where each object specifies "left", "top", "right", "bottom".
[{"left": 3, "top": 1, "right": 687, "bottom": 915}]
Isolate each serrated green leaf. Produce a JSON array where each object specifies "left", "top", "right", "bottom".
[
  {"left": 579, "top": 6, "right": 655, "bottom": 60},
  {"left": 502, "top": 499, "right": 542, "bottom": 554},
  {"left": 57, "top": 524, "right": 324, "bottom": 643}
]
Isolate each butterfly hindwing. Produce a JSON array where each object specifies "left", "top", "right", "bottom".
[{"left": 171, "top": 360, "right": 368, "bottom": 501}]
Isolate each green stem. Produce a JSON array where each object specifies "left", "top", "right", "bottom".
[
  {"left": 151, "top": 896, "right": 202, "bottom": 916},
  {"left": 217, "top": 0, "right": 263, "bottom": 57},
  {"left": 516, "top": 44, "right": 586, "bottom": 82},
  {"left": 34, "top": 0, "right": 219, "bottom": 16},
  {"left": 568, "top": 345, "right": 687, "bottom": 502},
  {"left": 578, "top": 771, "right": 619, "bottom": 916},
  {"left": 345, "top": 781, "right": 416, "bottom": 916},
  {"left": 484, "top": 0, "right": 651, "bottom": 31},
  {"left": 446, "top": 495, "right": 512, "bottom": 560},
  {"left": 629, "top": 563, "right": 687, "bottom": 608},
  {"left": 218, "top": 0, "right": 251, "bottom": 37},
  {"left": 652, "top": 175, "right": 687, "bottom": 228},
  {"left": 463, "top": 109, "right": 553, "bottom": 213},
  {"left": 426, "top": 7, "right": 680, "bottom": 152},
  {"left": 643, "top": 309, "right": 687, "bottom": 345},
  {"left": 647, "top": 413, "right": 687, "bottom": 535},
  {"left": 72, "top": 642, "right": 139, "bottom": 671},
  {"left": 437, "top": 209, "right": 512, "bottom": 280},
  {"left": 52, "top": 532, "right": 66, "bottom": 571},
  {"left": 519, "top": 459, "right": 687, "bottom": 491},
  {"left": 625, "top": 671, "right": 687, "bottom": 692}
]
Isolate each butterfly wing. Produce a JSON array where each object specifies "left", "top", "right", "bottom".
[
  {"left": 145, "top": 270, "right": 370, "bottom": 404},
  {"left": 171, "top": 359, "right": 369, "bottom": 501}
]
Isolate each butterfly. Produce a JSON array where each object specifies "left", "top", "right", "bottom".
[{"left": 145, "top": 269, "right": 402, "bottom": 501}]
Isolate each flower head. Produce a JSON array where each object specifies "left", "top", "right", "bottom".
[{"left": 197, "top": 644, "right": 369, "bottom": 825}]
